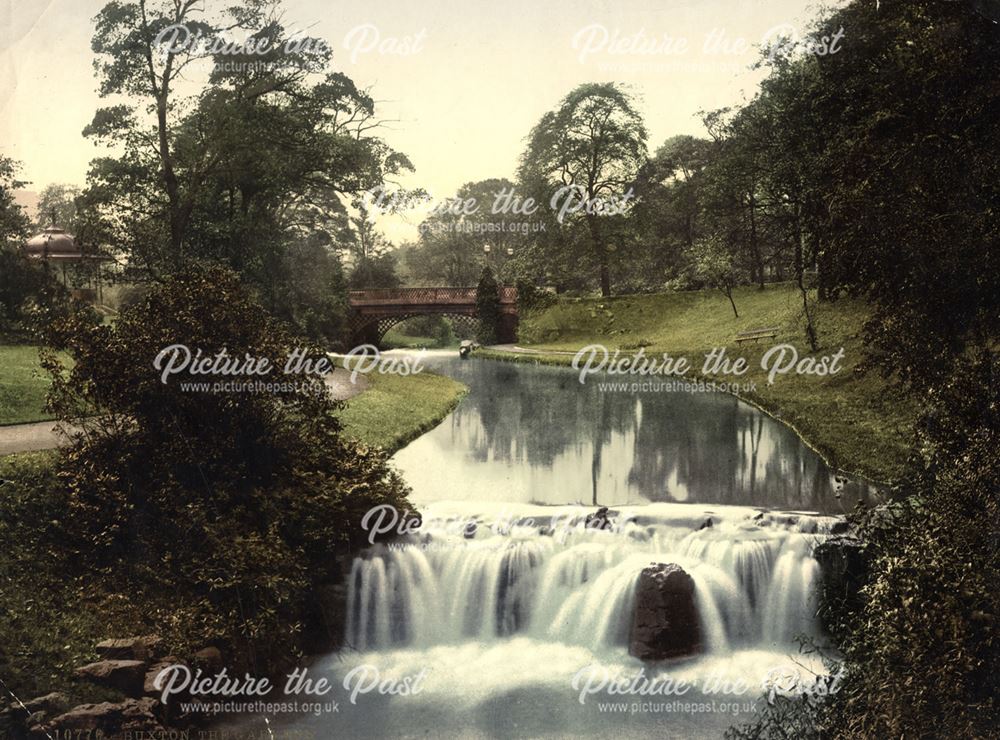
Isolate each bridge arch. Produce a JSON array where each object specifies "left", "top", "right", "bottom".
[
  {"left": 351, "top": 312, "right": 482, "bottom": 346},
  {"left": 347, "top": 287, "right": 517, "bottom": 348}
]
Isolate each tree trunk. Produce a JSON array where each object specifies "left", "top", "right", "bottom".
[
  {"left": 588, "top": 214, "right": 611, "bottom": 297},
  {"left": 794, "top": 205, "right": 819, "bottom": 351},
  {"left": 156, "top": 93, "right": 181, "bottom": 256},
  {"left": 725, "top": 286, "right": 739, "bottom": 318},
  {"left": 747, "top": 193, "right": 764, "bottom": 289}
]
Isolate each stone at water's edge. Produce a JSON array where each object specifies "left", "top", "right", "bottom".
[
  {"left": 74, "top": 660, "right": 147, "bottom": 698},
  {"left": 33, "top": 698, "right": 164, "bottom": 738},
  {"left": 629, "top": 563, "right": 702, "bottom": 660},
  {"left": 813, "top": 536, "right": 868, "bottom": 642}
]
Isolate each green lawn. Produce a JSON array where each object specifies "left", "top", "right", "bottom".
[
  {"left": 0, "top": 345, "right": 55, "bottom": 425},
  {"left": 482, "top": 284, "right": 916, "bottom": 484},
  {"left": 381, "top": 329, "right": 437, "bottom": 348},
  {"left": 381, "top": 329, "right": 461, "bottom": 350},
  {"left": 339, "top": 370, "right": 467, "bottom": 452}
]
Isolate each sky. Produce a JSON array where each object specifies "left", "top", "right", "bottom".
[{"left": 0, "top": 0, "right": 833, "bottom": 241}]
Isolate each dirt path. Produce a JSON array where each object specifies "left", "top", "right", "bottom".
[
  {"left": 0, "top": 420, "right": 70, "bottom": 456},
  {"left": 0, "top": 368, "right": 369, "bottom": 455},
  {"left": 326, "top": 366, "right": 369, "bottom": 400}
]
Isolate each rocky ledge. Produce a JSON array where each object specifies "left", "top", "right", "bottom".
[{"left": 0, "top": 635, "right": 221, "bottom": 739}]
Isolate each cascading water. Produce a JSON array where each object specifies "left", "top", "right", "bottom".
[
  {"left": 345, "top": 505, "right": 829, "bottom": 657},
  {"left": 277, "top": 503, "right": 839, "bottom": 738}
]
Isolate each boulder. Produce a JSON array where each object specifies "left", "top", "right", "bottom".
[
  {"left": 144, "top": 658, "right": 187, "bottom": 698},
  {"left": 7, "top": 691, "right": 71, "bottom": 722},
  {"left": 2, "top": 691, "right": 73, "bottom": 733},
  {"left": 629, "top": 563, "right": 702, "bottom": 661},
  {"left": 829, "top": 520, "right": 851, "bottom": 535},
  {"left": 34, "top": 698, "right": 164, "bottom": 738},
  {"left": 74, "top": 660, "right": 147, "bottom": 697},
  {"left": 96, "top": 635, "right": 163, "bottom": 662},
  {"left": 585, "top": 507, "right": 613, "bottom": 531},
  {"left": 192, "top": 646, "right": 223, "bottom": 672}
]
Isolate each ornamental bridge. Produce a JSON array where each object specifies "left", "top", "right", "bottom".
[{"left": 347, "top": 287, "right": 518, "bottom": 347}]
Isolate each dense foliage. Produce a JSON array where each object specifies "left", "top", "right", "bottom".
[
  {"left": 79, "top": 1, "right": 409, "bottom": 344},
  {"left": 724, "top": 2, "right": 1000, "bottom": 737},
  {"left": 0, "top": 158, "right": 77, "bottom": 338},
  {"left": 40, "top": 266, "right": 413, "bottom": 666},
  {"left": 475, "top": 265, "right": 501, "bottom": 344},
  {"left": 826, "top": 352, "right": 1000, "bottom": 738}
]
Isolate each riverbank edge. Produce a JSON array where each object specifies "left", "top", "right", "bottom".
[
  {"left": 475, "top": 346, "right": 890, "bottom": 489},
  {"left": 339, "top": 370, "right": 469, "bottom": 454}
]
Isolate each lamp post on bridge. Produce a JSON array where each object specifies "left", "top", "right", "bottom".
[{"left": 483, "top": 243, "right": 517, "bottom": 281}]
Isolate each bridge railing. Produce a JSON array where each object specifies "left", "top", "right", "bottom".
[{"left": 349, "top": 287, "right": 517, "bottom": 306}]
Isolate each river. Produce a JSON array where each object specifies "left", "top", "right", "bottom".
[{"left": 238, "top": 353, "right": 868, "bottom": 739}]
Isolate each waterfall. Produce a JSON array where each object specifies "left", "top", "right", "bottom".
[{"left": 344, "top": 506, "right": 832, "bottom": 656}]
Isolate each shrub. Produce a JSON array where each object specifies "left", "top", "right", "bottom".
[
  {"left": 514, "top": 278, "right": 555, "bottom": 312},
  {"left": 40, "top": 265, "right": 413, "bottom": 668},
  {"left": 0, "top": 249, "right": 74, "bottom": 339},
  {"left": 822, "top": 351, "right": 1000, "bottom": 739}
]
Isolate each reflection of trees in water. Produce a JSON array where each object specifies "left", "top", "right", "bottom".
[
  {"left": 625, "top": 393, "right": 835, "bottom": 507},
  {"left": 450, "top": 362, "right": 628, "bottom": 469},
  {"left": 441, "top": 360, "right": 858, "bottom": 509}
]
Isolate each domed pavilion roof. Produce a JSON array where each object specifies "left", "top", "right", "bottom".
[{"left": 23, "top": 227, "right": 84, "bottom": 260}]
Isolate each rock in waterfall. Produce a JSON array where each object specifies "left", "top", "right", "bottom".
[{"left": 629, "top": 563, "right": 702, "bottom": 660}]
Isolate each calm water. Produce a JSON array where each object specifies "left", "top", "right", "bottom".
[{"left": 393, "top": 354, "right": 874, "bottom": 514}]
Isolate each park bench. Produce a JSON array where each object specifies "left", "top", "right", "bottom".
[{"left": 734, "top": 326, "right": 780, "bottom": 344}]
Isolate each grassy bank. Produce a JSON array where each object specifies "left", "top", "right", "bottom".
[
  {"left": 339, "top": 370, "right": 467, "bottom": 452},
  {"left": 0, "top": 370, "right": 466, "bottom": 702},
  {"left": 0, "top": 345, "right": 55, "bottom": 425},
  {"left": 484, "top": 284, "right": 916, "bottom": 483}
]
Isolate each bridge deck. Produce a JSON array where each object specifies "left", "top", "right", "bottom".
[{"left": 348, "top": 287, "right": 516, "bottom": 307}]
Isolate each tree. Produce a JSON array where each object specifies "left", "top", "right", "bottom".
[
  {"left": 34, "top": 184, "right": 81, "bottom": 231},
  {"left": 623, "top": 135, "right": 712, "bottom": 293},
  {"left": 0, "top": 157, "right": 29, "bottom": 245},
  {"left": 688, "top": 237, "right": 746, "bottom": 318},
  {"left": 83, "top": 2, "right": 414, "bottom": 344},
  {"left": 405, "top": 179, "right": 533, "bottom": 286},
  {"left": 519, "top": 83, "right": 647, "bottom": 296},
  {"left": 344, "top": 203, "right": 400, "bottom": 289},
  {"left": 700, "top": 108, "right": 771, "bottom": 290},
  {"left": 86, "top": 0, "right": 325, "bottom": 259},
  {"left": 805, "top": 0, "right": 1000, "bottom": 389},
  {"left": 0, "top": 158, "right": 69, "bottom": 338},
  {"left": 475, "top": 265, "right": 501, "bottom": 344},
  {"left": 646, "top": 135, "right": 711, "bottom": 249},
  {"left": 724, "top": 2, "right": 1000, "bottom": 737}
]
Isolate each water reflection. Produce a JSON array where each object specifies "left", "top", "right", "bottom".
[{"left": 390, "top": 356, "right": 873, "bottom": 513}]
